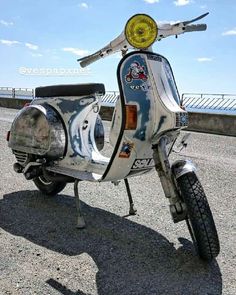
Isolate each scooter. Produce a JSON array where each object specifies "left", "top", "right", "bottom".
[{"left": 7, "top": 13, "right": 220, "bottom": 261}]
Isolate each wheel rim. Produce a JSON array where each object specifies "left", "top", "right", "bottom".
[{"left": 38, "top": 175, "right": 52, "bottom": 185}]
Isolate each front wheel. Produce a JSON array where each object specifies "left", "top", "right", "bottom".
[
  {"left": 33, "top": 175, "right": 67, "bottom": 196},
  {"left": 177, "top": 172, "right": 220, "bottom": 261}
]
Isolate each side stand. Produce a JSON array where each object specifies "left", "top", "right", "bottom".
[
  {"left": 124, "top": 178, "right": 137, "bottom": 215},
  {"left": 74, "top": 179, "right": 86, "bottom": 229}
]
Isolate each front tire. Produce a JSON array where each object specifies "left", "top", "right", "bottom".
[
  {"left": 33, "top": 175, "right": 67, "bottom": 196},
  {"left": 177, "top": 172, "right": 220, "bottom": 261}
]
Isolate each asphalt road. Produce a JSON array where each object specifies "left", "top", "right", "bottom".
[{"left": 0, "top": 107, "right": 236, "bottom": 295}]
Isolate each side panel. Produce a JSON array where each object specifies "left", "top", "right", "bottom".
[
  {"left": 8, "top": 105, "right": 66, "bottom": 158},
  {"left": 37, "top": 95, "right": 109, "bottom": 178}
]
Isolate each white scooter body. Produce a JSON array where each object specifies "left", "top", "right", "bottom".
[
  {"left": 7, "top": 14, "right": 220, "bottom": 261},
  {"left": 20, "top": 51, "right": 187, "bottom": 183},
  {"left": 8, "top": 11, "right": 210, "bottom": 184},
  {"left": 103, "top": 51, "right": 188, "bottom": 181}
]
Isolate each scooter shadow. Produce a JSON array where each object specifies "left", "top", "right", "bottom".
[{"left": 0, "top": 190, "right": 222, "bottom": 295}]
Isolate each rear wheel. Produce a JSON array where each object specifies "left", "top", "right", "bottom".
[
  {"left": 33, "top": 175, "right": 67, "bottom": 196},
  {"left": 177, "top": 172, "right": 220, "bottom": 261}
]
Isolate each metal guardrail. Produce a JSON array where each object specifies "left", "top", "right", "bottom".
[
  {"left": 106, "top": 92, "right": 236, "bottom": 111},
  {"left": 1, "top": 88, "right": 236, "bottom": 113},
  {"left": 0, "top": 87, "right": 34, "bottom": 99},
  {"left": 0, "top": 87, "right": 119, "bottom": 106},
  {"left": 181, "top": 93, "right": 236, "bottom": 113},
  {"left": 101, "top": 91, "right": 119, "bottom": 106}
]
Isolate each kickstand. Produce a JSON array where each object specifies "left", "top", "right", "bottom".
[
  {"left": 74, "top": 179, "right": 86, "bottom": 229},
  {"left": 124, "top": 178, "right": 137, "bottom": 215}
]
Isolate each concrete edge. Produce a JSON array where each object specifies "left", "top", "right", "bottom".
[{"left": 1, "top": 97, "right": 235, "bottom": 136}]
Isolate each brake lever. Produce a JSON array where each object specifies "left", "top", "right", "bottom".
[{"left": 174, "top": 12, "right": 209, "bottom": 27}]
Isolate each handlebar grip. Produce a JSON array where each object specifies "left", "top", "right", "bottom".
[
  {"left": 185, "top": 24, "right": 207, "bottom": 32},
  {"left": 79, "top": 53, "right": 102, "bottom": 68}
]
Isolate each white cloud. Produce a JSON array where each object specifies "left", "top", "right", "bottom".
[
  {"left": 79, "top": 2, "right": 89, "bottom": 9},
  {"left": 62, "top": 47, "right": 89, "bottom": 56},
  {"left": 174, "top": 0, "right": 191, "bottom": 6},
  {"left": 0, "top": 19, "right": 14, "bottom": 26},
  {"left": 0, "top": 39, "right": 20, "bottom": 46},
  {"left": 25, "top": 42, "right": 39, "bottom": 50},
  {"left": 144, "top": 0, "right": 159, "bottom": 4},
  {"left": 197, "top": 57, "right": 213, "bottom": 62},
  {"left": 222, "top": 28, "right": 236, "bottom": 36},
  {"left": 200, "top": 4, "right": 207, "bottom": 9}
]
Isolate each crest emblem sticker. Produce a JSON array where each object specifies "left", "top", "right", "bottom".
[
  {"left": 119, "top": 141, "right": 134, "bottom": 158},
  {"left": 125, "top": 61, "right": 148, "bottom": 83}
]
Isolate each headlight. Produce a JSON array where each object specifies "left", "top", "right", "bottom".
[{"left": 125, "top": 14, "right": 158, "bottom": 49}]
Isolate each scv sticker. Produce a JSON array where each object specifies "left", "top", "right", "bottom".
[
  {"left": 131, "top": 158, "right": 155, "bottom": 170},
  {"left": 125, "top": 61, "right": 148, "bottom": 83}
]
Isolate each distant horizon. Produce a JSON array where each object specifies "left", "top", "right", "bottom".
[{"left": 1, "top": 86, "right": 236, "bottom": 97}]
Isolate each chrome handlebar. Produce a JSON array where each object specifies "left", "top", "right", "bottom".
[
  {"left": 184, "top": 24, "right": 207, "bottom": 32},
  {"left": 78, "top": 13, "right": 209, "bottom": 68},
  {"left": 79, "top": 52, "right": 102, "bottom": 68},
  {"left": 78, "top": 32, "right": 129, "bottom": 68}
]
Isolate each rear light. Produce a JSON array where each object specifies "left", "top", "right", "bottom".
[
  {"left": 6, "top": 131, "right": 10, "bottom": 142},
  {"left": 125, "top": 105, "right": 137, "bottom": 130}
]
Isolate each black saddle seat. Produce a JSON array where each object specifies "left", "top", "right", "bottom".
[{"left": 35, "top": 83, "right": 105, "bottom": 97}]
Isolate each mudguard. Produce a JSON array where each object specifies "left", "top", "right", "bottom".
[
  {"left": 8, "top": 104, "right": 66, "bottom": 159},
  {"left": 171, "top": 159, "right": 196, "bottom": 179}
]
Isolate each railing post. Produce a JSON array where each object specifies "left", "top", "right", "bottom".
[
  {"left": 12, "top": 88, "right": 15, "bottom": 99},
  {"left": 180, "top": 93, "right": 184, "bottom": 107}
]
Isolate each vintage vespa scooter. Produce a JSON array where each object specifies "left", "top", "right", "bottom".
[{"left": 7, "top": 13, "right": 220, "bottom": 261}]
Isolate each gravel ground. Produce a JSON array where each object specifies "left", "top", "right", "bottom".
[{"left": 0, "top": 107, "right": 236, "bottom": 295}]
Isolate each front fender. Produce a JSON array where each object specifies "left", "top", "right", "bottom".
[{"left": 171, "top": 159, "right": 196, "bottom": 179}]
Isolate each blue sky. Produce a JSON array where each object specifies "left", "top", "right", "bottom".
[{"left": 0, "top": 0, "right": 236, "bottom": 95}]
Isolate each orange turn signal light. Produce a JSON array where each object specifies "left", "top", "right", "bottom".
[{"left": 125, "top": 105, "right": 137, "bottom": 130}]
